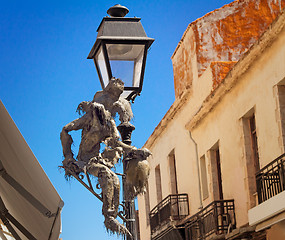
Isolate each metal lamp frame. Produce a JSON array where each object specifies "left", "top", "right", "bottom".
[{"left": 93, "top": 39, "right": 149, "bottom": 101}]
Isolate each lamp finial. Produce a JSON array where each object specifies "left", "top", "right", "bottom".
[{"left": 107, "top": 4, "right": 129, "bottom": 17}]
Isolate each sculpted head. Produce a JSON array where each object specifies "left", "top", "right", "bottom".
[{"left": 104, "top": 77, "right": 124, "bottom": 98}]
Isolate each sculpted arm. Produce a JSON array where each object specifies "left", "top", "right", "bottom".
[
  {"left": 60, "top": 114, "right": 89, "bottom": 160},
  {"left": 113, "top": 98, "right": 133, "bottom": 123}
]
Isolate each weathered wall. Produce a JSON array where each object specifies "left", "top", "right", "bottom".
[
  {"left": 138, "top": 21, "right": 285, "bottom": 239},
  {"left": 189, "top": 20, "right": 285, "bottom": 228},
  {"left": 137, "top": 66, "right": 214, "bottom": 240},
  {"left": 138, "top": 0, "right": 285, "bottom": 239},
  {"left": 172, "top": 0, "right": 285, "bottom": 98},
  {"left": 172, "top": 27, "right": 197, "bottom": 98},
  {"left": 210, "top": 61, "right": 237, "bottom": 90},
  {"left": 192, "top": 14, "right": 285, "bottom": 232}
]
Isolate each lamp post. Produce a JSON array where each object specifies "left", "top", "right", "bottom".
[{"left": 87, "top": 4, "right": 154, "bottom": 240}]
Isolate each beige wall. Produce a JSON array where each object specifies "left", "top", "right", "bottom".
[
  {"left": 137, "top": 50, "right": 214, "bottom": 240},
  {"left": 138, "top": 43, "right": 225, "bottom": 239},
  {"left": 190, "top": 27, "right": 285, "bottom": 226},
  {"left": 137, "top": 9, "right": 285, "bottom": 240},
  {"left": 267, "top": 221, "right": 285, "bottom": 240}
]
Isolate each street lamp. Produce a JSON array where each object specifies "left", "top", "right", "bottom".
[
  {"left": 87, "top": 4, "right": 154, "bottom": 102},
  {"left": 60, "top": 3, "right": 153, "bottom": 240},
  {"left": 87, "top": 5, "right": 154, "bottom": 240}
]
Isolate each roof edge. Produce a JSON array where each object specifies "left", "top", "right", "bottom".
[
  {"left": 144, "top": 86, "right": 192, "bottom": 149},
  {"left": 171, "top": 0, "right": 239, "bottom": 60}
]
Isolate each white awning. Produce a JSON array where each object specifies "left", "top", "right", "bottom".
[{"left": 0, "top": 100, "right": 63, "bottom": 240}]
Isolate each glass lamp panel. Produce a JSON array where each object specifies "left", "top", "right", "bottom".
[
  {"left": 95, "top": 45, "right": 109, "bottom": 88},
  {"left": 120, "top": 90, "right": 133, "bottom": 99},
  {"left": 106, "top": 44, "right": 145, "bottom": 88},
  {"left": 109, "top": 60, "right": 134, "bottom": 88},
  {"left": 133, "top": 46, "right": 145, "bottom": 88}
]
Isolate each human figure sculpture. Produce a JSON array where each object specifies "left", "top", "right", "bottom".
[{"left": 60, "top": 78, "right": 151, "bottom": 238}]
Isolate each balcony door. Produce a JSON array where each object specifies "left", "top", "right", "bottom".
[
  {"left": 241, "top": 110, "right": 260, "bottom": 208},
  {"left": 215, "top": 148, "right": 224, "bottom": 200},
  {"left": 209, "top": 144, "right": 224, "bottom": 201},
  {"left": 155, "top": 165, "right": 163, "bottom": 203},
  {"left": 249, "top": 114, "right": 260, "bottom": 172},
  {"left": 169, "top": 150, "right": 178, "bottom": 195}
]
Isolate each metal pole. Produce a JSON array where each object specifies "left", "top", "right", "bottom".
[
  {"left": 117, "top": 122, "right": 137, "bottom": 240},
  {"left": 123, "top": 161, "right": 137, "bottom": 240}
]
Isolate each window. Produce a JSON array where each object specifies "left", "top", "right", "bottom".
[
  {"left": 200, "top": 155, "right": 209, "bottom": 200},
  {"left": 249, "top": 115, "right": 260, "bottom": 172},
  {"left": 215, "top": 148, "right": 224, "bottom": 200},
  {"left": 274, "top": 84, "right": 285, "bottom": 151},
  {"left": 155, "top": 165, "right": 162, "bottom": 203},
  {"left": 168, "top": 150, "right": 178, "bottom": 195},
  {"left": 209, "top": 143, "right": 223, "bottom": 200},
  {"left": 241, "top": 109, "right": 260, "bottom": 208}
]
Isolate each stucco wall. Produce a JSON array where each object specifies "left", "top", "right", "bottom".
[
  {"left": 172, "top": 27, "right": 197, "bottom": 98},
  {"left": 138, "top": 24, "right": 285, "bottom": 238},
  {"left": 137, "top": 1, "right": 285, "bottom": 239},
  {"left": 172, "top": 0, "right": 285, "bottom": 98},
  {"left": 137, "top": 62, "right": 214, "bottom": 240},
  {"left": 190, "top": 25, "right": 285, "bottom": 227}
]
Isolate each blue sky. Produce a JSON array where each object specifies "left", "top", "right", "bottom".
[{"left": 1, "top": 0, "right": 233, "bottom": 239}]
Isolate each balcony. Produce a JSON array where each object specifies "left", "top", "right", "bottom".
[
  {"left": 256, "top": 153, "right": 285, "bottom": 203},
  {"left": 248, "top": 153, "right": 285, "bottom": 231},
  {"left": 149, "top": 194, "right": 189, "bottom": 235},
  {"left": 184, "top": 200, "right": 236, "bottom": 240}
]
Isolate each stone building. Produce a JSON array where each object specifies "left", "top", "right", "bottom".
[{"left": 137, "top": 0, "right": 285, "bottom": 239}]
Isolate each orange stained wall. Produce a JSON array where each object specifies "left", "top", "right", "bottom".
[
  {"left": 172, "top": 0, "right": 285, "bottom": 98},
  {"left": 211, "top": 61, "right": 237, "bottom": 90}
]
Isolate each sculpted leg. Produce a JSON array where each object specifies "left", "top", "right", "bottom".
[
  {"left": 112, "top": 170, "right": 120, "bottom": 217},
  {"left": 60, "top": 130, "right": 73, "bottom": 160},
  {"left": 98, "top": 166, "right": 116, "bottom": 217},
  {"left": 88, "top": 163, "right": 131, "bottom": 238}
]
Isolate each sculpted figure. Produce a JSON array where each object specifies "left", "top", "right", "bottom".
[
  {"left": 124, "top": 148, "right": 151, "bottom": 199},
  {"left": 60, "top": 100, "right": 131, "bottom": 236},
  {"left": 60, "top": 78, "right": 151, "bottom": 238}
]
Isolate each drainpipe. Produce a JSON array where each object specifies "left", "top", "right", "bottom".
[{"left": 188, "top": 131, "right": 203, "bottom": 209}]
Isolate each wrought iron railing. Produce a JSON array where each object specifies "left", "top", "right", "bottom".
[
  {"left": 185, "top": 200, "right": 236, "bottom": 240},
  {"left": 149, "top": 194, "right": 189, "bottom": 234},
  {"left": 256, "top": 153, "right": 285, "bottom": 203}
]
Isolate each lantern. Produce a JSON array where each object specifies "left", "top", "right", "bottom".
[{"left": 87, "top": 4, "right": 154, "bottom": 101}]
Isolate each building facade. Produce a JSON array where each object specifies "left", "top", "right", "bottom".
[{"left": 137, "top": 0, "right": 285, "bottom": 240}]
